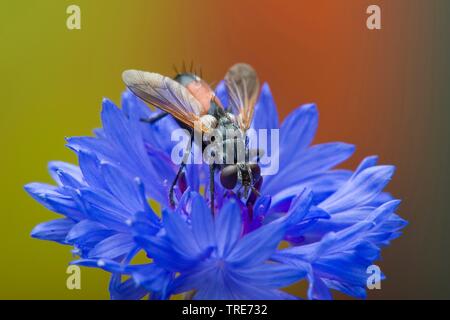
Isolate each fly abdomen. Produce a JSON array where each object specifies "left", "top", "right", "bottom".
[{"left": 174, "top": 73, "right": 214, "bottom": 115}]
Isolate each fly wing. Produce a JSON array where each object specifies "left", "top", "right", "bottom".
[
  {"left": 225, "top": 63, "right": 260, "bottom": 131},
  {"left": 122, "top": 70, "right": 207, "bottom": 131}
]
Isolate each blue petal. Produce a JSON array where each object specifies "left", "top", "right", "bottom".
[
  {"left": 200, "top": 276, "right": 298, "bottom": 300},
  {"left": 146, "top": 115, "right": 180, "bottom": 155},
  {"left": 142, "top": 142, "right": 178, "bottom": 190},
  {"left": 250, "top": 195, "right": 272, "bottom": 230},
  {"left": 314, "top": 245, "right": 379, "bottom": 287},
  {"left": 299, "top": 207, "right": 373, "bottom": 243},
  {"left": 294, "top": 200, "right": 396, "bottom": 248},
  {"left": 214, "top": 81, "right": 228, "bottom": 109},
  {"left": 101, "top": 99, "right": 171, "bottom": 205},
  {"left": 66, "top": 136, "right": 114, "bottom": 160},
  {"left": 319, "top": 165, "right": 395, "bottom": 214},
  {"left": 227, "top": 220, "right": 286, "bottom": 267},
  {"left": 353, "top": 155, "right": 379, "bottom": 176},
  {"left": 162, "top": 210, "right": 201, "bottom": 255},
  {"left": 135, "top": 235, "right": 199, "bottom": 272},
  {"left": 101, "top": 99, "right": 138, "bottom": 153},
  {"left": 268, "top": 170, "right": 352, "bottom": 211},
  {"left": 121, "top": 89, "right": 151, "bottom": 118},
  {"left": 369, "top": 191, "right": 394, "bottom": 207},
  {"left": 215, "top": 200, "right": 242, "bottom": 257},
  {"left": 292, "top": 142, "right": 354, "bottom": 176},
  {"left": 300, "top": 170, "right": 352, "bottom": 204},
  {"left": 170, "top": 262, "right": 217, "bottom": 295},
  {"left": 25, "top": 183, "right": 83, "bottom": 220},
  {"left": 127, "top": 264, "right": 172, "bottom": 296},
  {"left": 109, "top": 276, "right": 148, "bottom": 300},
  {"left": 101, "top": 163, "right": 145, "bottom": 213},
  {"left": 323, "top": 278, "right": 367, "bottom": 299},
  {"left": 368, "top": 200, "right": 401, "bottom": 226},
  {"left": 88, "top": 233, "right": 135, "bottom": 259},
  {"left": 31, "top": 218, "right": 75, "bottom": 244},
  {"left": 48, "top": 161, "right": 83, "bottom": 187},
  {"left": 264, "top": 143, "right": 354, "bottom": 195},
  {"left": 251, "top": 83, "right": 279, "bottom": 130},
  {"left": 307, "top": 273, "right": 332, "bottom": 300},
  {"left": 131, "top": 211, "right": 161, "bottom": 237},
  {"left": 280, "top": 103, "right": 318, "bottom": 156},
  {"left": 184, "top": 144, "right": 207, "bottom": 192},
  {"left": 378, "top": 213, "right": 408, "bottom": 233},
  {"left": 191, "top": 194, "right": 215, "bottom": 250},
  {"left": 78, "top": 151, "right": 106, "bottom": 190},
  {"left": 66, "top": 219, "right": 114, "bottom": 247},
  {"left": 284, "top": 188, "right": 314, "bottom": 226},
  {"left": 193, "top": 272, "right": 234, "bottom": 300},
  {"left": 55, "top": 170, "right": 84, "bottom": 189},
  {"left": 231, "top": 263, "right": 306, "bottom": 289},
  {"left": 71, "top": 258, "right": 125, "bottom": 273},
  {"left": 79, "top": 189, "right": 131, "bottom": 231}
]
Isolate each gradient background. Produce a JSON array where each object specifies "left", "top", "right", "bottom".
[{"left": 0, "top": 0, "right": 449, "bottom": 299}]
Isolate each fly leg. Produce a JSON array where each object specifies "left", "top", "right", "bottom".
[
  {"left": 169, "top": 149, "right": 190, "bottom": 208},
  {"left": 209, "top": 164, "right": 215, "bottom": 215},
  {"left": 140, "top": 112, "right": 168, "bottom": 124},
  {"left": 246, "top": 176, "right": 263, "bottom": 222},
  {"left": 250, "top": 185, "right": 261, "bottom": 197}
]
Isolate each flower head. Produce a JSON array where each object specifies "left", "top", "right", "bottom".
[
  {"left": 135, "top": 193, "right": 305, "bottom": 299},
  {"left": 26, "top": 70, "right": 407, "bottom": 300}
]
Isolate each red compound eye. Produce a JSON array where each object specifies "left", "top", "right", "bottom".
[{"left": 220, "top": 165, "right": 238, "bottom": 190}]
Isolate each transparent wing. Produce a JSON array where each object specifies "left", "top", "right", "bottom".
[
  {"left": 122, "top": 70, "right": 206, "bottom": 130},
  {"left": 225, "top": 63, "right": 260, "bottom": 131}
]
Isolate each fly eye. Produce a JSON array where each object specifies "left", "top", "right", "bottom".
[
  {"left": 220, "top": 165, "right": 238, "bottom": 190},
  {"left": 249, "top": 163, "right": 261, "bottom": 182}
]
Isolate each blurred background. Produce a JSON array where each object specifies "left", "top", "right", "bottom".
[{"left": 0, "top": 0, "right": 449, "bottom": 299}]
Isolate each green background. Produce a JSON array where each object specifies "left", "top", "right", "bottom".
[{"left": 0, "top": 0, "right": 449, "bottom": 299}]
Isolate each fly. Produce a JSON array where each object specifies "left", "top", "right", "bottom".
[{"left": 122, "top": 63, "right": 262, "bottom": 214}]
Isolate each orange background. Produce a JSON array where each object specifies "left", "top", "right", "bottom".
[{"left": 1, "top": 0, "right": 449, "bottom": 299}]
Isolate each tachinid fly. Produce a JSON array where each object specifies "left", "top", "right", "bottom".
[{"left": 122, "top": 63, "right": 263, "bottom": 214}]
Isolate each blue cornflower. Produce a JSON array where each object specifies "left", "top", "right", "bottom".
[
  {"left": 26, "top": 151, "right": 160, "bottom": 258},
  {"left": 215, "top": 81, "right": 356, "bottom": 211},
  {"left": 223, "top": 84, "right": 406, "bottom": 298},
  {"left": 25, "top": 152, "right": 162, "bottom": 299},
  {"left": 26, "top": 74, "right": 407, "bottom": 300},
  {"left": 67, "top": 93, "right": 207, "bottom": 207},
  {"left": 75, "top": 192, "right": 306, "bottom": 299},
  {"left": 138, "top": 193, "right": 306, "bottom": 299}
]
